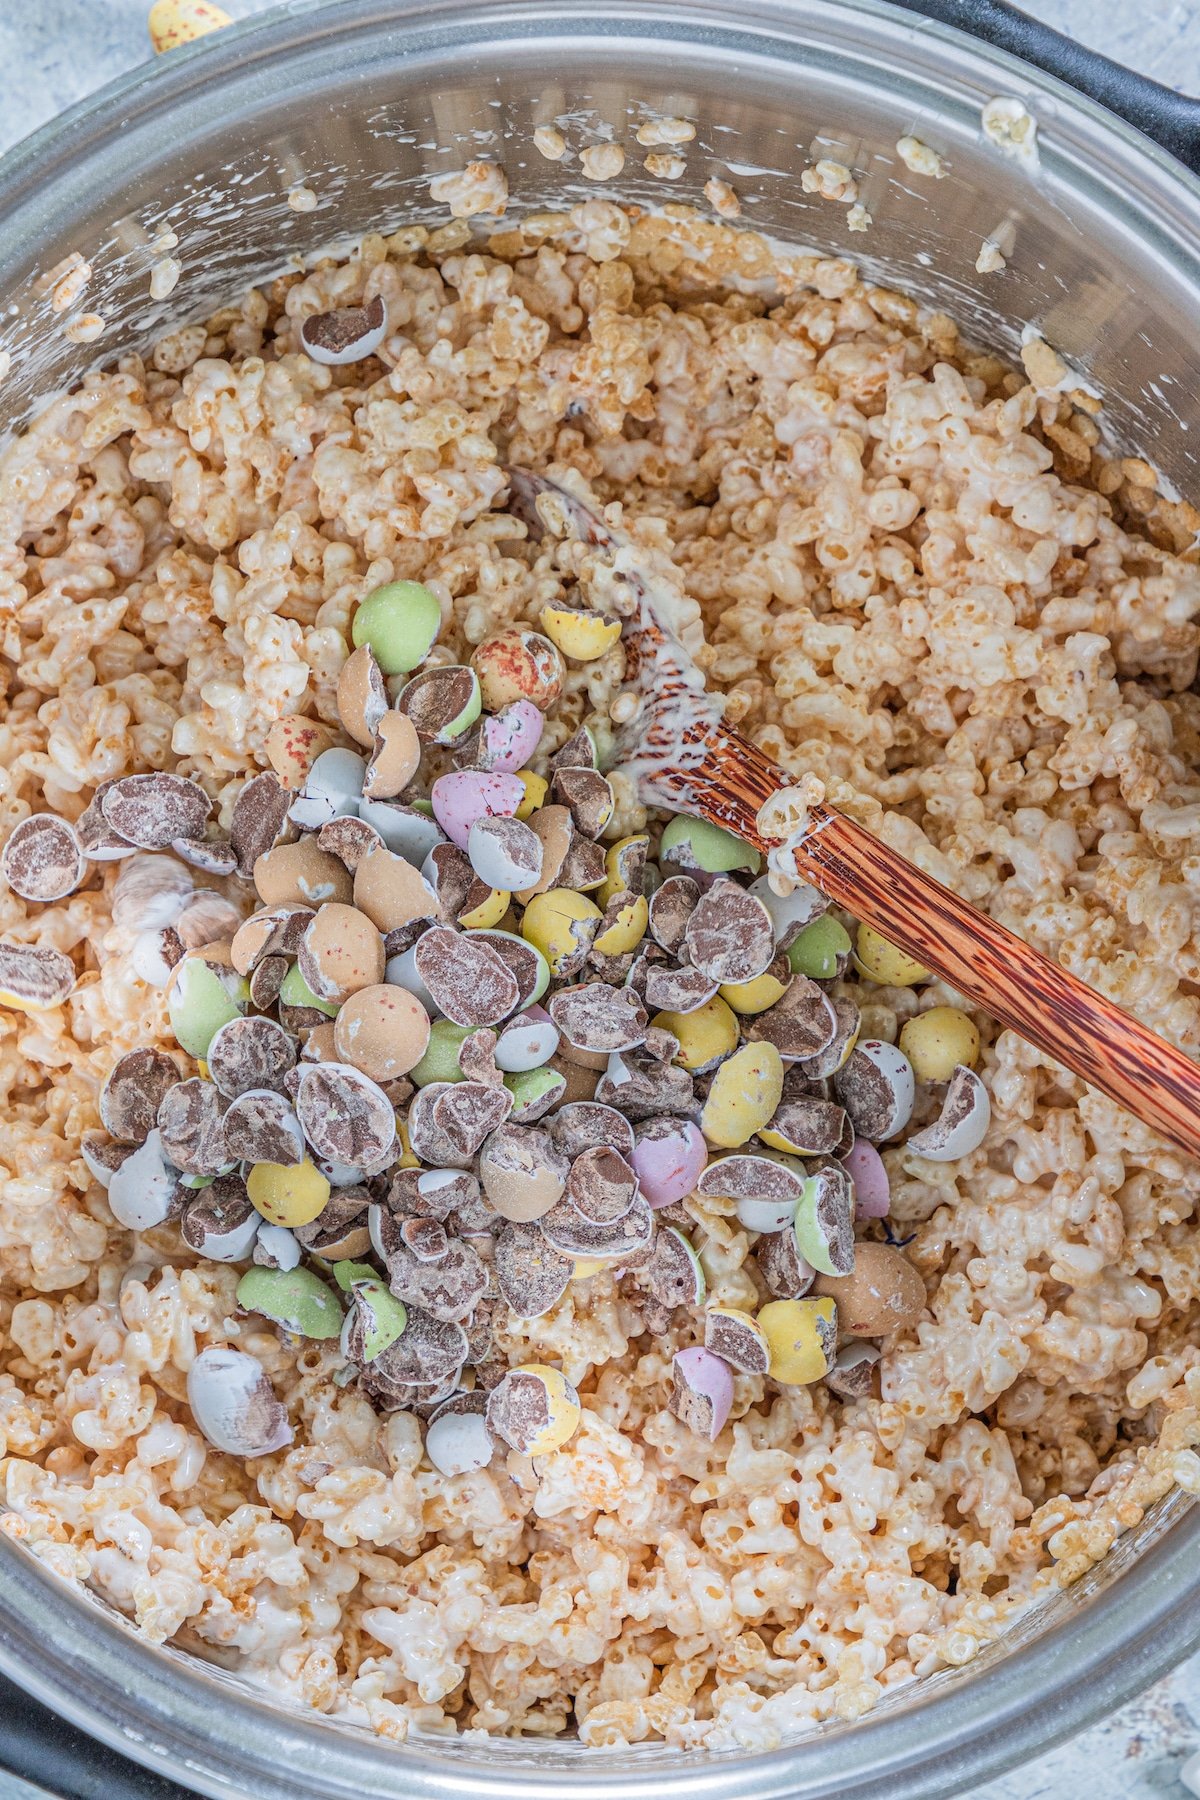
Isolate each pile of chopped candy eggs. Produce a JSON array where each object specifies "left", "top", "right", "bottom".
[{"left": 3, "top": 580, "right": 990, "bottom": 1470}]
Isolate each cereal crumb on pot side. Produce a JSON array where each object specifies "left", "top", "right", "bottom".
[{"left": 0, "top": 194, "right": 1198, "bottom": 1756}]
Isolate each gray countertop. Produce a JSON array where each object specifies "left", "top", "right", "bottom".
[{"left": 1, "top": 2, "right": 1200, "bottom": 1797}]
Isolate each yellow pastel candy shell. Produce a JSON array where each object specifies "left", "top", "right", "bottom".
[
  {"left": 719, "top": 970, "right": 789, "bottom": 1015},
  {"left": 599, "top": 834, "right": 650, "bottom": 908},
  {"left": 539, "top": 605, "right": 622, "bottom": 663},
  {"left": 518, "top": 1362, "right": 582, "bottom": 1455},
  {"left": 756, "top": 1126, "right": 809, "bottom": 1155},
  {"left": 759, "top": 1296, "right": 837, "bottom": 1385},
  {"left": 514, "top": 769, "right": 548, "bottom": 821},
  {"left": 572, "top": 1257, "right": 608, "bottom": 1280},
  {"left": 853, "top": 923, "right": 929, "bottom": 987},
  {"left": 247, "top": 1159, "right": 331, "bottom": 1227},
  {"left": 700, "top": 1042, "right": 784, "bottom": 1147},
  {"left": 593, "top": 893, "right": 649, "bottom": 956},
  {"left": 149, "top": 0, "right": 231, "bottom": 53},
  {"left": 460, "top": 886, "right": 510, "bottom": 930},
  {"left": 395, "top": 1118, "right": 421, "bottom": 1171},
  {"left": 653, "top": 993, "right": 739, "bottom": 1073},
  {"left": 521, "top": 889, "right": 602, "bottom": 975},
  {"left": 898, "top": 1006, "right": 980, "bottom": 1082}
]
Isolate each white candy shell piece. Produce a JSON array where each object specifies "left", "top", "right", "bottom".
[
  {"left": 425, "top": 1406, "right": 494, "bottom": 1476},
  {"left": 107, "top": 1129, "right": 178, "bottom": 1230},
  {"left": 288, "top": 748, "right": 367, "bottom": 831},
  {"left": 357, "top": 799, "right": 445, "bottom": 864},
  {"left": 494, "top": 1006, "right": 560, "bottom": 1073},
  {"left": 905, "top": 1065, "right": 991, "bottom": 1161},
  {"left": 186, "top": 1346, "right": 293, "bottom": 1456}
]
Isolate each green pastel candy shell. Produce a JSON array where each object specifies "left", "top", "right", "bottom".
[
  {"left": 788, "top": 917, "right": 852, "bottom": 979},
  {"left": 660, "top": 814, "right": 760, "bottom": 875},
  {"left": 237, "top": 1266, "right": 344, "bottom": 1338},
  {"left": 331, "top": 1259, "right": 379, "bottom": 1292},
  {"left": 411, "top": 1019, "right": 472, "bottom": 1086},
  {"left": 279, "top": 961, "right": 340, "bottom": 1018},
  {"left": 504, "top": 1065, "right": 566, "bottom": 1121},
  {"left": 352, "top": 581, "right": 442, "bottom": 676},
  {"left": 350, "top": 1277, "right": 409, "bottom": 1361},
  {"left": 169, "top": 959, "right": 249, "bottom": 1060}
]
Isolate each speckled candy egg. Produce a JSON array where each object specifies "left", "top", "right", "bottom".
[
  {"left": 333, "top": 983, "right": 431, "bottom": 1083},
  {"left": 471, "top": 630, "right": 564, "bottom": 711}
]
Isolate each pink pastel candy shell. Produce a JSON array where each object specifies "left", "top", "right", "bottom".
[
  {"left": 631, "top": 1121, "right": 707, "bottom": 1209},
  {"left": 673, "top": 1346, "right": 733, "bottom": 1438},
  {"left": 430, "top": 770, "right": 525, "bottom": 851},
  {"left": 841, "top": 1138, "right": 890, "bottom": 1218},
  {"left": 482, "top": 701, "right": 544, "bottom": 774}
]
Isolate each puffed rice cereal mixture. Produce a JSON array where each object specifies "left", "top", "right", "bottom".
[{"left": 2, "top": 197, "right": 1200, "bottom": 1753}]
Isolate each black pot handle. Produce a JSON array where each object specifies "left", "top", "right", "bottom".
[{"left": 892, "top": 0, "right": 1200, "bottom": 175}]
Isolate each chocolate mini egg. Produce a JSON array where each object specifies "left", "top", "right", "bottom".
[
  {"left": 362, "top": 712, "right": 422, "bottom": 801},
  {"left": 300, "top": 295, "right": 387, "bottom": 366},
  {"left": 431, "top": 770, "right": 525, "bottom": 851},
  {"left": 298, "top": 904, "right": 385, "bottom": 1004},
  {"left": 333, "top": 982, "right": 431, "bottom": 1082},
  {"left": 397, "top": 665, "right": 481, "bottom": 744},
  {"left": 833, "top": 1040, "right": 916, "bottom": 1142},
  {"left": 630, "top": 1117, "right": 707, "bottom": 1209},
  {"left": 336, "top": 644, "right": 390, "bottom": 748},
  {"left": 425, "top": 1394, "right": 494, "bottom": 1476},
  {"left": 471, "top": 630, "right": 564, "bottom": 711},
  {"left": 514, "top": 806, "right": 572, "bottom": 901},
  {"left": 905, "top": 1065, "right": 991, "bottom": 1161},
  {"left": 468, "top": 815, "right": 543, "bottom": 893},
  {"left": 814, "top": 1241, "right": 925, "bottom": 1337}
]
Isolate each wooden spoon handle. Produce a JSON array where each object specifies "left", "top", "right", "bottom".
[{"left": 661, "top": 724, "right": 1200, "bottom": 1160}]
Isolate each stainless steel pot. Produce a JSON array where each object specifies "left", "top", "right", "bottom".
[{"left": 1, "top": 3, "right": 1199, "bottom": 1795}]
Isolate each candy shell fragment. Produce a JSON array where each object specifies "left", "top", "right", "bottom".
[
  {"left": 468, "top": 815, "right": 542, "bottom": 892},
  {"left": 661, "top": 816, "right": 760, "bottom": 875},
  {"left": 479, "top": 1122, "right": 568, "bottom": 1221},
  {"left": 431, "top": 770, "right": 525, "bottom": 851},
  {"left": 237, "top": 1265, "right": 343, "bottom": 1338},
  {"left": 398, "top": 665, "right": 482, "bottom": 744},
  {"left": 651, "top": 992, "right": 737, "bottom": 1072},
  {"left": 362, "top": 712, "right": 422, "bottom": 801},
  {"left": 186, "top": 1347, "right": 291, "bottom": 1458},
  {"left": 825, "top": 1340, "right": 881, "bottom": 1401},
  {"left": 337, "top": 644, "right": 390, "bottom": 748},
  {"left": 631, "top": 1116, "right": 707, "bottom": 1209},
  {"left": 180, "top": 1175, "right": 260, "bottom": 1261},
  {"left": 793, "top": 1165, "right": 856, "bottom": 1277},
  {"left": 425, "top": 1394, "right": 494, "bottom": 1475},
  {"left": 841, "top": 1138, "right": 891, "bottom": 1217},
  {"left": 107, "top": 1129, "right": 179, "bottom": 1230},
  {"left": 539, "top": 604, "right": 621, "bottom": 661},
  {"left": 700, "top": 1042, "right": 783, "bottom": 1148},
  {"left": 758, "top": 1296, "right": 837, "bottom": 1385},
  {"left": 485, "top": 1363, "right": 580, "bottom": 1455},
  {"left": 646, "top": 1226, "right": 706, "bottom": 1308},
  {"left": 905, "top": 1064, "right": 991, "bottom": 1161},
  {"left": 343, "top": 1277, "right": 409, "bottom": 1361},
  {"left": 669, "top": 1346, "right": 733, "bottom": 1440},
  {"left": 168, "top": 957, "right": 248, "bottom": 1059},
  {"left": 521, "top": 889, "right": 602, "bottom": 977}
]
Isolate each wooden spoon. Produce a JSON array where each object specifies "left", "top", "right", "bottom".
[{"left": 506, "top": 466, "right": 1200, "bottom": 1161}]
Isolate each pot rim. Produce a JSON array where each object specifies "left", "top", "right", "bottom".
[{"left": 2, "top": 3, "right": 1199, "bottom": 1797}]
